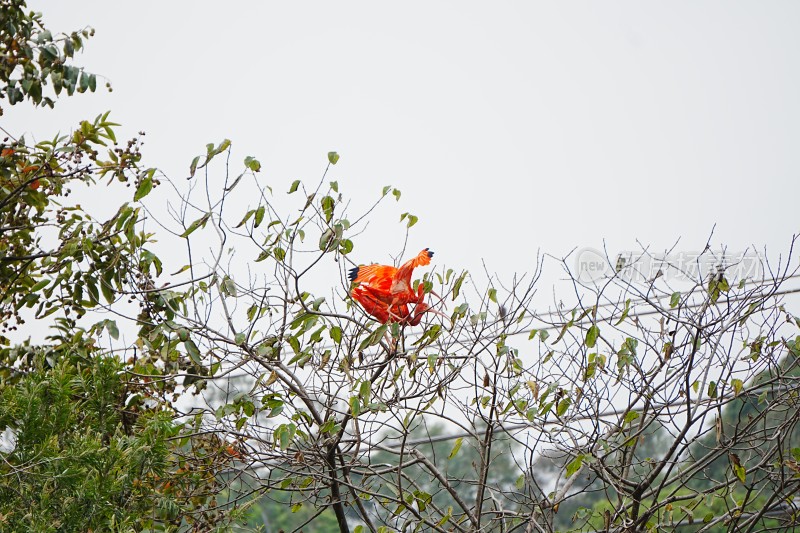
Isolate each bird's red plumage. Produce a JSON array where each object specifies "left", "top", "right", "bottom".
[{"left": 350, "top": 248, "right": 435, "bottom": 324}]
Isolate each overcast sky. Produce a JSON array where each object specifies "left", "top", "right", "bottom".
[{"left": 6, "top": 1, "right": 800, "bottom": 294}]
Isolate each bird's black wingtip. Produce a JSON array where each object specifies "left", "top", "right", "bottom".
[
  {"left": 426, "top": 248, "right": 434, "bottom": 258},
  {"left": 348, "top": 266, "right": 359, "bottom": 282}
]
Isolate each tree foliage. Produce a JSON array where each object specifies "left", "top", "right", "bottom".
[
  {"left": 1, "top": 4, "right": 241, "bottom": 531},
  {"left": 0, "top": 0, "right": 103, "bottom": 111},
  {"left": 0, "top": 341, "right": 235, "bottom": 531}
]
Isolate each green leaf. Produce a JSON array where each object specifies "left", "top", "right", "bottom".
[
  {"left": 320, "top": 417, "right": 338, "bottom": 434},
  {"left": 623, "top": 410, "right": 640, "bottom": 426},
  {"left": 180, "top": 212, "right": 211, "bottom": 238},
  {"left": 359, "top": 324, "right": 388, "bottom": 350},
  {"left": 427, "top": 352, "right": 438, "bottom": 373},
  {"left": 670, "top": 292, "right": 680, "bottom": 308},
  {"left": 139, "top": 249, "right": 163, "bottom": 277},
  {"left": 448, "top": 437, "right": 463, "bottom": 459},
  {"left": 359, "top": 380, "right": 372, "bottom": 404},
  {"left": 185, "top": 339, "right": 202, "bottom": 365},
  {"left": 624, "top": 337, "right": 638, "bottom": 355},
  {"left": 321, "top": 195, "right": 335, "bottom": 223},
  {"left": 278, "top": 423, "right": 296, "bottom": 450},
  {"left": 708, "top": 275, "right": 729, "bottom": 304},
  {"left": 80, "top": 280, "right": 93, "bottom": 305},
  {"left": 452, "top": 271, "right": 466, "bottom": 301},
  {"left": 539, "top": 330, "right": 550, "bottom": 342},
  {"left": 707, "top": 381, "right": 717, "bottom": 399},
  {"left": 287, "top": 335, "right": 300, "bottom": 354},
  {"left": 105, "top": 320, "right": 119, "bottom": 340},
  {"left": 556, "top": 397, "right": 571, "bottom": 416},
  {"left": 392, "top": 188, "right": 401, "bottom": 201},
  {"left": 615, "top": 298, "right": 631, "bottom": 326},
  {"left": 339, "top": 238, "right": 354, "bottom": 254},
  {"left": 585, "top": 324, "right": 600, "bottom": 348},
  {"left": 750, "top": 338, "right": 763, "bottom": 361},
  {"left": 319, "top": 229, "right": 334, "bottom": 251},
  {"left": 254, "top": 206, "right": 266, "bottom": 227},
  {"left": 189, "top": 155, "right": 201, "bottom": 178},
  {"left": 330, "top": 326, "right": 342, "bottom": 345},
  {"left": 36, "top": 30, "right": 53, "bottom": 44},
  {"left": 732, "top": 378, "right": 743, "bottom": 396},
  {"left": 413, "top": 490, "right": 432, "bottom": 512},
  {"left": 100, "top": 275, "right": 114, "bottom": 303},
  {"left": 791, "top": 447, "right": 800, "bottom": 462},
  {"left": 222, "top": 276, "right": 238, "bottom": 297},
  {"left": 553, "top": 322, "right": 570, "bottom": 344},
  {"left": 488, "top": 288, "right": 497, "bottom": 303},
  {"left": 583, "top": 361, "right": 597, "bottom": 381},
  {"left": 244, "top": 155, "right": 261, "bottom": 172},
  {"left": 328, "top": 151, "right": 340, "bottom": 165},
  {"left": 415, "top": 324, "right": 442, "bottom": 347},
  {"left": 31, "top": 279, "right": 50, "bottom": 292},
  {"left": 288, "top": 179, "right": 301, "bottom": 194},
  {"left": 733, "top": 463, "right": 746, "bottom": 484},
  {"left": 79, "top": 71, "right": 90, "bottom": 92},
  {"left": 566, "top": 455, "right": 584, "bottom": 477},
  {"left": 216, "top": 138, "right": 232, "bottom": 154},
  {"left": 350, "top": 395, "right": 361, "bottom": 417},
  {"left": 451, "top": 303, "right": 469, "bottom": 319},
  {"left": 133, "top": 171, "right": 154, "bottom": 201}
]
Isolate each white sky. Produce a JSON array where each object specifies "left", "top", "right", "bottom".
[{"left": 6, "top": 1, "right": 800, "bottom": 290}]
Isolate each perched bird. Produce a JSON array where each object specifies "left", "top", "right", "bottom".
[{"left": 349, "top": 248, "right": 440, "bottom": 325}]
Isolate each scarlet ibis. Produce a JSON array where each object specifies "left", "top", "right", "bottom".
[{"left": 349, "top": 248, "right": 441, "bottom": 325}]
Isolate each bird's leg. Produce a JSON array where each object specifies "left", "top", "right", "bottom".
[
  {"left": 384, "top": 298, "right": 412, "bottom": 324},
  {"left": 385, "top": 306, "right": 404, "bottom": 322}
]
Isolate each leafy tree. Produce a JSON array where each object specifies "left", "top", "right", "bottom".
[
  {"left": 0, "top": 339, "right": 236, "bottom": 531},
  {"left": 0, "top": 0, "right": 103, "bottom": 112},
  {"left": 1, "top": 3, "right": 242, "bottom": 531}
]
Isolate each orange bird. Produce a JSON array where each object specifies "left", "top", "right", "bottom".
[{"left": 349, "top": 248, "right": 438, "bottom": 325}]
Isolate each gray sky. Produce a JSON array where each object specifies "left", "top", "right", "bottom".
[{"left": 6, "top": 1, "right": 800, "bottom": 286}]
